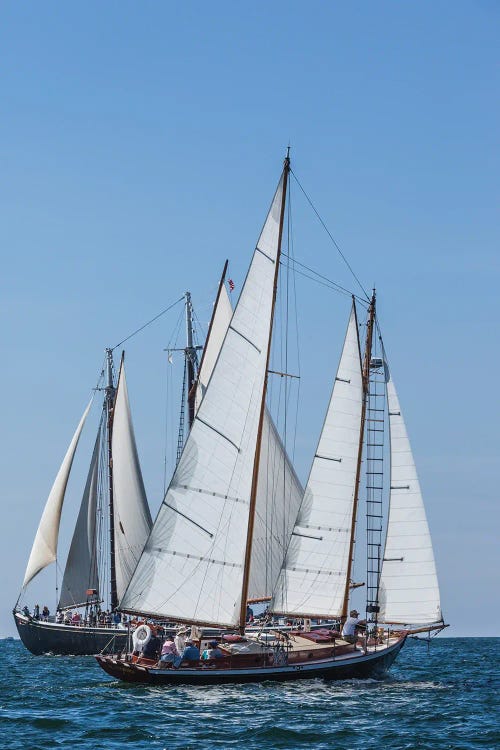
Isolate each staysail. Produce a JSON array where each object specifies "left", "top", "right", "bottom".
[
  {"left": 120, "top": 168, "right": 287, "bottom": 627},
  {"left": 58, "top": 428, "right": 101, "bottom": 609},
  {"left": 271, "top": 303, "right": 363, "bottom": 617},
  {"left": 196, "top": 282, "right": 304, "bottom": 601},
  {"left": 378, "top": 373, "right": 442, "bottom": 625},
  {"left": 111, "top": 360, "right": 153, "bottom": 602},
  {"left": 22, "top": 400, "right": 93, "bottom": 588}
]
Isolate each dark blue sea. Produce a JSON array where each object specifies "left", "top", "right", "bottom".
[{"left": 0, "top": 638, "right": 498, "bottom": 750}]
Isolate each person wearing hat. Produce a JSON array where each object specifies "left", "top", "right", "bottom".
[
  {"left": 174, "top": 627, "right": 188, "bottom": 655},
  {"left": 341, "top": 609, "right": 366, "bottom": 645}
]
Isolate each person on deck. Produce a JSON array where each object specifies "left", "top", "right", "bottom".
[
  {"left": 160, "top": 637, "right": 178, "bottom": 666},
  {"left": 180, "top": 640, "right": 200, "bottom": 665},
  {"left": 34, "top": 604, "right": 40, "bottom": 620},
  {"left": 201, "top": 641, "right": 225, "bottom": 660},
  {"left": 174, "top": 628, "right": 187, "bottom": 655},
  {"left": 22, "top": 606, "right": 30, "bottom": 618},
  {"left": 246, "top": 604, "right": 254, "bottom": 623},
  {"left": 341, "top": 609, "right": 366, "bottom": 644},
  {"left": 42, "top": 606, "right": 50, "bottom": 621}
]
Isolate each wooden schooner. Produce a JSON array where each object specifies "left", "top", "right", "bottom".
[{"left": 96, "top": 152, "right": 446, "bottom": 685}]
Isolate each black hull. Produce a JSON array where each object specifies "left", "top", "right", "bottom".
[
  {"left": 14, "top": 613, "right": 129, "bottom": 656},
  {"left": 96, "top": 636, "right": 406, "bottom": 685}
]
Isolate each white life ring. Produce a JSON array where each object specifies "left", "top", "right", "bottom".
[{"left": 132, "top": 624, "right": 152, "bottom": 651}]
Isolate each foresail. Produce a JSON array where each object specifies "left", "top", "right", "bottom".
[
  {"left": 112, "top": 362, "right": 153, "bottom": 603},
  {"left": 271, "top": 304, "right": 362, "bottom": 617},
  {"left": 58, "top": 427, "right": 100, "bottom": 609},
  {"left": 249, "top": 411, "right": 304, "bottom": 601},
  {"left": 120, "top": 170, "right": 286, "bottom": 627},
  {"left": 379, "top": 374, "right": 442, "bottom": 625},
  {"left": 22, "top": 400, "right": 93, "bottom": 588}
]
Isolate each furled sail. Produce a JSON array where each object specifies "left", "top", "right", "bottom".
[
  {"left": 58, "top": 428, "right": 101, "bottom": 609},
  {"left": 120, "top": 170, "right": 286, "bottom": 627},
  {"left": 271, "top": 304, "right": 363, "bottom": 617},
  {"left": 111, "top": 361, "right": 153, "bottom": 602},
  {"left": 22, "top": 401, "right": 93, "bottom": 588},
  {"left": 196, "top": 283, "right": 304, "bottom": 601},
  {"left": 379, "top": 374, "right": 442, "bottom": 625}
]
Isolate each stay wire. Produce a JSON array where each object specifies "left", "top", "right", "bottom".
[
  {"left": 281, "top": 252, "right": 361, "bottom": 301},
  {"left": 290, "top": 168, "right": 370, "bottom": 301},
  {"left": 111, "top": 295, "right": 185, "bottom": 351}
]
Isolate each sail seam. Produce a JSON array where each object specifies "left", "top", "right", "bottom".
[
  {"left": 172, "top": 484, "right": 249, "bottom": 505},
  {"left": 151, "top": 547, "right": 242, "bottom": 568},
  {"left": 315, "top": 454, "right": 342, "bottom": 463}
]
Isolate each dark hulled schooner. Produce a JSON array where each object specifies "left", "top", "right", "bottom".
[
  {"left": 13, "top": 351, "right": 152, "bottom": 655},
  {"left": 97, "top": 153, "right": 446, "bottom": 685}
]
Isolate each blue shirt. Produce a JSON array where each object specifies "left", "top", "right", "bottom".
[{"left": 182, "top": 645, "right": 200, "bottom": 661}]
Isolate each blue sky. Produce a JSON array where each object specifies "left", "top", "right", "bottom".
[{"left": 1, "top": 1, "right": 498, "bottom": 638}]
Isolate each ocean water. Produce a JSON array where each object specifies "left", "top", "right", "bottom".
[{"left": 0, "top": 637, "right": 498, "bottom": 750}]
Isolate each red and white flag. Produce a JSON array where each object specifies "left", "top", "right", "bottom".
[{"left": 228, "top": 279, "right": 235, "bottom": 292}]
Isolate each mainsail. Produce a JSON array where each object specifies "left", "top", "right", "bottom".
[
  {"left": 195, "top": 282, "right": 303, "bottom": 602},
  {"left": 120, "top": 169, "right": 287, "bottom": 627},
  {"left": 58, "top": 429, "right": 101, "bottom": 609},
  {"left": 378, "top": 373, "right": 442, "bottom": 625},
  {"left": 111, "top": 360, "right": 153, "bottom": 602},
  {"left": 271, "top": 304, "right": 363, "bottom": 617},
  {"left": 22, "top": 401, "right": 93, "bottom": 588}
]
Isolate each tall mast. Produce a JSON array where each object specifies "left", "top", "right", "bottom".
[
  {"left": 185, "top": 292, "right": 198, "bottom": 428},
  {"left": 238, "top": 151, "right": 291, "bottom": 632},
  {"left": 342, "top": 292, "right": 376, "bottom": 619},
  {"left": 105, "top": 348, "right": 118, "bottom": 611}
]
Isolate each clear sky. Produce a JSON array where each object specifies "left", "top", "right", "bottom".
[{"left": 1, "top": 2, "right": 498, "bottom": 638}]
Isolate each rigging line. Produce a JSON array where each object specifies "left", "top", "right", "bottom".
[
  {"left": 290, "top": 168, "right": 370, "bottom": 301},
  {"left": 280, "top": 259, "right": 355, "bottom": 301},
  {"left": 111, "top": 295, "right": 185, "bottom": 351},
  {"left": 281, "top": 252, "right": 364, "bottom": 303}
]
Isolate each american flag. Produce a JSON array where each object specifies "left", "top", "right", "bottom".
[{"left": 228, "top": 279, "right": 235, "bottom": 292}]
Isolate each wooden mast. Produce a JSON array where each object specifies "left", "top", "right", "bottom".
[
  {"left": 341, "top": 292, "right": 376, "bottom": 620},
  {"left": 238, "top": 151, "right": 291, "bottom": 633},
  {"left": 106, "top": 348, "right": 118, "bottom": 611}
]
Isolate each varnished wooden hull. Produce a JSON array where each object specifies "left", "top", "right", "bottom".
[
  {"left": 14, "top": 612, "right": 129, "bottom": 656},
  {"left": 96, "top": 636, "right": 406, "bottom": 685}
]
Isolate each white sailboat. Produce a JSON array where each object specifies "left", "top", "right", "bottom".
[
  {"left": 13, "top": 352, "right": 153, "bottom": 655},
  {"left": 97, "top": 152, "right": 446, "bottom": 685}
]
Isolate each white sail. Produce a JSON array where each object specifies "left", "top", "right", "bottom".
[
  {"left": 271, "top": 304, "right": 363, "bottom": 617},
  {"left": 112, "top": 361, "right": 153, "bottom": 602},
  {"left": 196, "top": 284, "right": 304, "bottom": 601},
  {"left": 120, "top": 170, "right": 286, "bottom": 626},
  {"left": 195, "top": 283, "right": 233, "bottom": 412},
  {"left": 379, "top": 374, "right": 442, "bottom": 625},
  {"left": 249, "top": 411, "right": 304, "bottom": 600},
  {"left": 22, "top": 401, "right": 92, "bottom": 588},
  {"left": 58, "top": 428, "right": 100, "bottom": 608}
]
